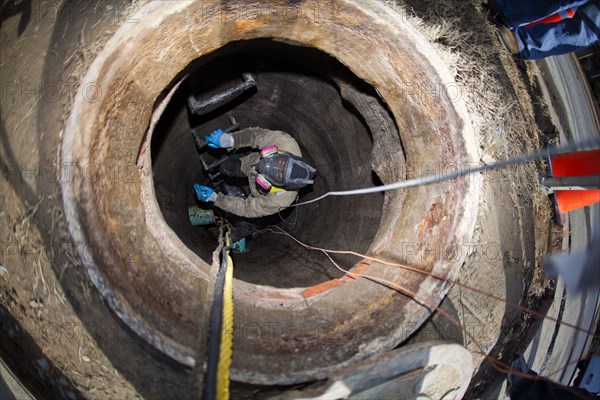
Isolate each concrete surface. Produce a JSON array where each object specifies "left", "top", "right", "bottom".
[{"left": 537, "top": 55, "right": 600, "bottom": 144}]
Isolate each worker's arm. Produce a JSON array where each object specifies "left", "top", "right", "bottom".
[
  {"left": 230, "top": 127, "right": 302, "bottom": 156},
  {"left": 214, "top": 189, "right": 297, "bottom": 218}
]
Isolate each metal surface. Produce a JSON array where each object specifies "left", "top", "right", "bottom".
[
  {"left": 541, "top": 174, "right": 600, "bottom": 190},
  {"left": 188, "top": 73, "right": 256, "bottom": 115}
]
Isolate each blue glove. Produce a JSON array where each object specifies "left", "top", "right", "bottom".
[
  {"left": 204, "top": 129, "right": 234, "bottom": 149},
  {"left": 194, "top": 184, "right": 217, "bottom": 202}
]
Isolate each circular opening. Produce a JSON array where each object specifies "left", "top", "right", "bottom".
[
  {"left": 151, "top": 39, "right": 394, "bottom": 288},
  {"left": 62, "top": 1, "right": 480, "bottom": 379}
]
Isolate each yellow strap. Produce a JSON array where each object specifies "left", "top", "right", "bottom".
[
  {"left": 268, "top": 186, "right": 286, "bottom": 193},
  {"left": 216, "top": 249, "right": 234, "bottom": 399}
]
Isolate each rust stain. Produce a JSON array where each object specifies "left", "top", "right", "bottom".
[
  {"left": 235, "top": 20, "right": 266, "bottom": 31},
  {"left": 418, "top": 198, "right": 447, "bottom": 239},
  {"left": 302, "top": 259, "right": 374, "bottom": 299},
  {"left": 302, "top": 279, "right": 341, "bottom": 298},
  {"left": 341, "top": 259, "right": 372, "bottom": 282},
  {"left": 255, "top": 290, "right": 297, "bottom": 302}
]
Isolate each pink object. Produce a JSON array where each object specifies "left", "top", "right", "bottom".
[
  {"left": 260, "top": 145, "right": 278, "bottom": 157},
  {"left": 255, "top": 175, "right": 271, "bottom": 190}
]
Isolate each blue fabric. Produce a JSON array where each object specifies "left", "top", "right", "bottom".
[
  {"left": 496, "top": 0, "right": 600, "bottom": 59},
  {"left": 495, "top": 0, "right": 591, "bottom": 28}
]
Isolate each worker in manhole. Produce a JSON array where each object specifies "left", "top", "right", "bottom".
[{"left": 192, "top": 126, "right": 316, "bottom": 248}]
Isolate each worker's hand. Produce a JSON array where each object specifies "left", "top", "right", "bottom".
[
  {"left": 194, "top": 184, "right": 217, "bottom": 202},
  {"left": 204, "top": 129, "right": 234, "bottom": 149}
]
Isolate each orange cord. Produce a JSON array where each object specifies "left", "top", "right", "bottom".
[{"left": 262, "top": 226, "right": 598, "bottom": 394}]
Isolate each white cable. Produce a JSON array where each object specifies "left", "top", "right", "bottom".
[{"left": 293, "top": 140, "right": 599, "bottom": 207}]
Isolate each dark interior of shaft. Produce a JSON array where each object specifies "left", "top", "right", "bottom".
[{"left": 151, "top": 39, "right": 388, "bottom": 288}]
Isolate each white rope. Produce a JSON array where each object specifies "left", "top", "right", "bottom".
[{"left": 293, "top": 140, "right": 599, "bottom": 207}]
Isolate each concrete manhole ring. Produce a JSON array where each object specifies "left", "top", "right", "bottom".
[{"left": 61, "top": 0, "right": 481, "bottom": 385}]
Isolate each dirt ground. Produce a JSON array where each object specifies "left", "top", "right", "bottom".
[
  {"left": 0, "top": 0, "right": 559, "bottom": 398},
  {"left": 396, "top": 1, "right": 558, "bottom": 397}
]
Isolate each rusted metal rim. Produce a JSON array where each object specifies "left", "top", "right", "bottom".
[{"left": 61, "top": 0, "right": 481, "bottom": 385}]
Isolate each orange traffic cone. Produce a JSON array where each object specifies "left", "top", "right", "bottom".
[
  {"left": 554, "top": 190, "right": 600, "bottom": 213},
  {"left": 551, "top": 149, "right": 600, "bottom": 214},
  {"left": 551, "top": 149, "right": 600, "bottom": 177}
]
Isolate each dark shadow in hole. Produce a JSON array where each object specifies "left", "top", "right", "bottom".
[{"left": 151, "top": 39, "right": 389, "bottom": 288}]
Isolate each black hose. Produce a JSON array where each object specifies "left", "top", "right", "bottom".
[{"left": 202, "top": 245, "right": 230, "bottom": 400}]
